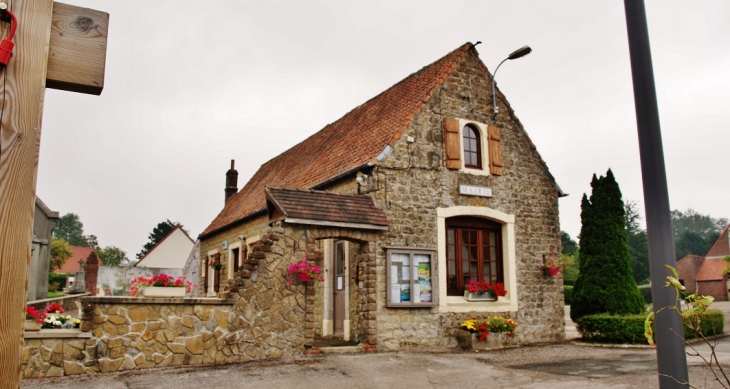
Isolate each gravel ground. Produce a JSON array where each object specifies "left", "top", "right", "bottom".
[{"left": 23, "top": 343, "right": 727, "bottom": 389}]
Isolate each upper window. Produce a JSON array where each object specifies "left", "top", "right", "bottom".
[
  {"left": 462, "top": 125, "right": 482, "bottom": 169},
  {"left": 443, "top": 118, "right": 502, "bottom": 176},
  {"left": 445, "top": 216, "right": 503, "bottom": 296}
]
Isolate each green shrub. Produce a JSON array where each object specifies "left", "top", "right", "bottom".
[
  {"left": 570, "top": 170, "right": 645, "bottom": 321},
  {"left": 577, "top": 309, "right": 725, "bottom": 344},
  {"left": 48, "top": 272, "right": 67, "bottom": 290},
  {"left": 577, "top": 313, "right": 648, "bottom": 344},
  {"left": 563, "top": 285, "right": 573, "bottom": 305},
  {"left": 638, "top": 284, "right": 652, "bottom": 304},
  {"left": 684, "top": 309, "right": 724, "bottom": 340}
]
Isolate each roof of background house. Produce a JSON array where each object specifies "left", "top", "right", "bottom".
[
  {"left": 201, "top": 43, "right": 474, "bottom": 237},
  {"left": 706, "top": 225, "right": 730, "bottom": 258},
  {"left": 696, "top": 257, "right": 728, "bottom": 281},
  {"left": 57, "top": 246, "right": 96, "bottom": 274},
  {"left": 265, "top": 187, "right": 388, "bottom": 230}
]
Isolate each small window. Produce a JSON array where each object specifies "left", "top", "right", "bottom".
[{"left": 463, "top": 125, "right": 481, "bottom": 169}]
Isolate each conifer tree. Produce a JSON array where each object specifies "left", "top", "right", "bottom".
[{"left": 570, "top": 169, "right": 645, "bottom": 321}]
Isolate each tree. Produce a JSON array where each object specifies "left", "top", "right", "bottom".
[
  {"left": 561, "top": 231, "right": 578, "bottom": 256},
  {"left": 50, "top": 237, "right": 73, "bottom": 271},
  {"left": 570, "top": 170, "right": 645, "bottom": 322},
  {"left": 54, "top": 213, "right": 98, "bottom": 248},
  {"left": 97, "top": 246, "right": 129, "bottom": 266},
  {"left": 136, "top": 219, "right": 181, "bottom": 260},
  {"left": 672, "top": 209, "right": 728, "bottom": 259},
  {"left": 624, "top": 200, "right": 650, "bottom": 284}
]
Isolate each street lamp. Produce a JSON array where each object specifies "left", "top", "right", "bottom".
[{"left": 491, "top": 45, "right": 532, "bottom": 121}]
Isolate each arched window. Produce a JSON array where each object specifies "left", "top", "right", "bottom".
[
  {"left": 445, "top": 216, "right": 503, "bottom": 296},
  {"left": 462, "top": 125, "right": 481, "bottom": 169}
]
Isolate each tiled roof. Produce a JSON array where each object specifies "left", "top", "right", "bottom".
[
  {"left": 265, "top": 187, "right": 388, "bottom": 230},
  {"left": 696, "top": 257, "right": 728, "bottom": 281},
  {"left": 57, "top": 246, "right": 96, "bottom": 274},
  {"left": 201, "top": 42, "right": 475, "bottom": 237},
  {"left": 706, "top": 225, "right": 730, "bottom": 258}
]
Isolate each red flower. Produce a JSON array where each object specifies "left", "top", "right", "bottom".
[{"left": 45, "top": 304, "right": 64, "bottom": 314}]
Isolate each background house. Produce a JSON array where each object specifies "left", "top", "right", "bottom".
[
  {"left": 677, "top": 225, "right": 730, "bottom": 300},
  {"left": 134, "top": 225, "right": 195, "bottom": 269},
  {"left": 28, "top": 197, "right": 59, "bottom": 301}
]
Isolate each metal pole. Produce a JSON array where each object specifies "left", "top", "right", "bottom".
[{"left": 623, "top": 0, "right": 689, "bottom": 387}]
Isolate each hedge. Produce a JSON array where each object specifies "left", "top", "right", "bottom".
[
  {"left": 48, "top": 272, "right": 67, "bottom": 290},
  {"left": 577, "top": 309, "right": 724, "bottom": 344},
  {"left": 638, "top": 284, "right": 652, "bottom": 304},
  {"left": 564, "top": 285, "right": 573, "bottom": 305}
]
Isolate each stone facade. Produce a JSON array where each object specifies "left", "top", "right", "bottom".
[{"left": 198, "top": 48, "right": 563, "bottom": 355}]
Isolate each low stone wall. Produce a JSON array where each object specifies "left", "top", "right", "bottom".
[{"left": 22, "top": 297, "right": 238, "bottom": 378}]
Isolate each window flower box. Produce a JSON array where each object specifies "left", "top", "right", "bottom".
[
  {"left": 463, "top": 291, "right": 497, "bottom": 301},
  {"left": 143, "top": 286, "right": 186, "bottom": 298}
]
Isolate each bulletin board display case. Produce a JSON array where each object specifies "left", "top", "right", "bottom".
[{"left": 386, "top": 248, "right": 435, "bottom": 308}]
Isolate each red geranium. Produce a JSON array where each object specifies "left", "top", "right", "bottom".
[{"left": 45, "top": 303, "right": 64, "bottom": 314}]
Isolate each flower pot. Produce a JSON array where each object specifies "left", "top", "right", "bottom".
[
  {"left": 24, "top": 319, "right": 41, "bottom": 332},
  {"left": 463, "top": 291, "right": 497, "bottom": 302},
  {"left": 471, "top": 332, "right": 513, "bottom": 350},
  {"left": 143, "top": 286, "right": 186, "bottom": 298}
]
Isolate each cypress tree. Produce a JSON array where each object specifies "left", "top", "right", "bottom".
[{"left": 570, "top": 169, "right": 645, "bottom": 321}]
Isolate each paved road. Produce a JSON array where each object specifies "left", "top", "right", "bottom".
[{"left": 22, "top": 303, "right": 730, "bottom": 388}]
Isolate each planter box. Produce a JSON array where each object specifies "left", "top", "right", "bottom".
[
  {"left": 463, "top": 291, "right": 497, "bottom": 302},
  {"left": 143, "top": 287, "right": 186, "bottom": 298},
  {"left": 471, "top": 332, "right": 514, "bottom": 350},
  {"left": 24, "top": 320, "right": 41, "bottom": 332}
]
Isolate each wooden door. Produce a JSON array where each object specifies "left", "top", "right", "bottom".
[{"left": 333, "top": 241, "right": 346, "bottom": 336}]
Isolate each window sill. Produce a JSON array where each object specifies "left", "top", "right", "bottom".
[
  {"left": 458, "top": 167, "right": 490, "bottom": 177},
  {"left": 440, "top": 296, "right": 517, "bottom": 313}
]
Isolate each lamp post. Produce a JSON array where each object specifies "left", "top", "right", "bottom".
[{"left": 491, "top": 46, "right": 532, "bottom": 121}]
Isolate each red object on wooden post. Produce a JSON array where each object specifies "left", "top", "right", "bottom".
[{"left": 0, "top": 8, "right": 17, "bottom": 67}]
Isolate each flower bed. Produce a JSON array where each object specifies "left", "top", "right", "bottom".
[{"left": 128, "top": 274, "right": 195, "bottom": 297}]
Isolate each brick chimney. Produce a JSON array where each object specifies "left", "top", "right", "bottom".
[{"left": 225, "top": 159, "right": 238, "bottom": 204}]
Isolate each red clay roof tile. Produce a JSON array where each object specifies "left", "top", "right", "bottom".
[
  {"left": 265, "top": 187, "right": 388, "bottom": 229},
  {"left": 706, "top": 225, "right": 730, "bottom": 258},
  {"left": 696, "top": 257, "right": 728, "bottom": 281},
  {"left": 202, "top": 42, "right": 474, "bottom": 237},
  {"left": 57, "top": 246, "right": 96, "bottom": 274}
]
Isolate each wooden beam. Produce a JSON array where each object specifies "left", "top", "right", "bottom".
[
  {"left": 46, "top": 2, "right": 108, "bottom": 95},
  {"left": 0, "top": 1, "right": 54, "bottom": 387}
]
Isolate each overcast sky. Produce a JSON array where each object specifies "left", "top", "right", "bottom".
[{"left": 37, "top": 1, "right": 729, "bottom": 259}]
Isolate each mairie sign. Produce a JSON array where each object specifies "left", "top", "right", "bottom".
[{"left": 458, "top": 184, "right": 493, "bottom": 197}]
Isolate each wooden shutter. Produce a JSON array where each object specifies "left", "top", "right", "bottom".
[
  {"left": 488, "top": 125, "right": 503, "bottom": 175},
  {"left": 443, "top": 117, "right": 461, "bottom": 169}
]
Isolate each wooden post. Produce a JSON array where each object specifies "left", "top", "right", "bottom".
[{"left": 0, "top": 1, "right": 54, "bottom": 386}]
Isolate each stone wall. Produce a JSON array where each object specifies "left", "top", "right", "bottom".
[
  {"left": 363, "top": 49, "right": 563, "bottom": 349},
  {"left": 22, "top": 227, "right": 312, "bottom": 379}
]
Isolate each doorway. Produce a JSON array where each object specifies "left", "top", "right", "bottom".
[{"left": 333, "top": 241, "right": 347, "bottom": 337}]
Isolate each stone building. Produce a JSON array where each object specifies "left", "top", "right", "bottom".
[{"left": 199, "top": 42, "right": 566, "bottom": 351}]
